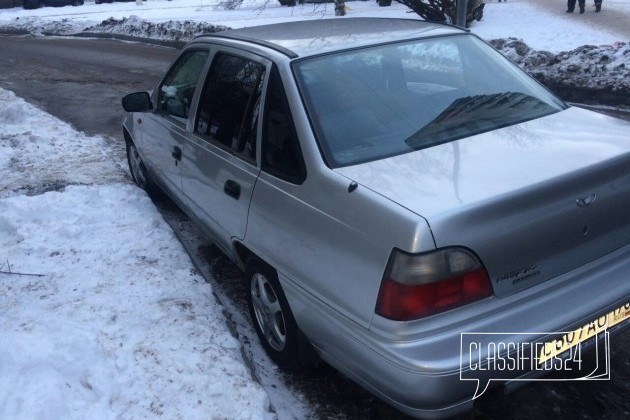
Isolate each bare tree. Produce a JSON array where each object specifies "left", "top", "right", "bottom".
[
  {"left": 217, "top": 0, "right": 244, "bottom": 10},
  {"left": 394, "top": 0, "right": 451, "bottom": 23},
  {"left": 393, "top": 0, "right": 484, "bottom": 26}
]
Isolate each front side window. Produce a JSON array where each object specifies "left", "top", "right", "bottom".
[
  {"left": 195, "top": 53, "right": 265, "bottom": 163},
  {"left": 157, "top": 49, "right": 209, "bottom": 122},
  {"left": 294, "top": 35, "right": 565, "bottom": 167}
]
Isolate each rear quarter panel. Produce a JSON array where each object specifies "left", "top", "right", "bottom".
[
  {"left": 245, "top": 162, "right": 435, "bottom": 332},
  {"left": 245, "top": 60, "right": 436, "bottom": 331}
]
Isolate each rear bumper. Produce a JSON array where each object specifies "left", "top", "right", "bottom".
[{"left": 283, "top": 242, "right": 630, "bottom": 418}]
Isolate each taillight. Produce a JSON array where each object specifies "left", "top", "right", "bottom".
[{"left": 375, "top": 247, "right": 492, "bottom": 321}]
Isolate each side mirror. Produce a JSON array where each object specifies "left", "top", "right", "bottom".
[{"left": 122, "top": 92, "right": 152, "bottom": 112}]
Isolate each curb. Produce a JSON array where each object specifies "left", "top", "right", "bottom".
[
  {"left": 71, "top": 31, "right": 187, "bottom": 49},
  {"left": 0, "top": 28, "right": 187, "bottom": 49}
]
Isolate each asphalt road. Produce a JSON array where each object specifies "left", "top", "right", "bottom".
[
  {"left": 0, "top": 35, "right": 179, "bottom": 142},
  {"left": 0, "top": 35, "right": 627, "bottom": 420}
]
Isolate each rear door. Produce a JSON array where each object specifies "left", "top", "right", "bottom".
[
  {"left": 141, "top": 48, "right": 209, "bottom": 201},
  {"left": 181, "top": 48, "right": 268, "bottom": 245}
]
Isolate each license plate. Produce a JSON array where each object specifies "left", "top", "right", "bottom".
[{"left": 538, "top": 302, "right": 630, "bottom": 364}]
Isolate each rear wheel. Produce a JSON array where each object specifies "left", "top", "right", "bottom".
[{"left": 246, "top": 259, "right": 300, "bottom": 368}]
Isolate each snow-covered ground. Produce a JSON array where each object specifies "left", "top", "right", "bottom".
[
  {"left": 1, "top": 1, "right": 629, "bottom": 419},
  {"left": 0, "top": 0, "right": 628, "bottom": 51},
  {"left": 0, "top": 89, "right": 273, "bottom": 419}
]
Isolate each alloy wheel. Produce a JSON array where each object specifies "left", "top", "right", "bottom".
[{"left": 250, "top": 272, "right": 287, "bottom": 352}]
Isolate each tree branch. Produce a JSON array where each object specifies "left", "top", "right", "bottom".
[{"left": 0, "top": 259, "right": 46, "bottom": 277}]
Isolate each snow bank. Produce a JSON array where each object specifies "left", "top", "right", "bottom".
[
  {"left": 492, "top": 39, "right": 630, "bottom": 102},
  {"left": 86, "top": 15, "right": 229, "bottom": 42},
  {"left": 0, "top": 89, "right": 122, "bottom": 198},
  {"left": 0, "top": 88, "right": 271, "bottom": 419},
  {"left": 0, "top": 15, "right": 80, "bottom": 36}
]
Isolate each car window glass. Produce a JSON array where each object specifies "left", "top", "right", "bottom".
[
  {"left": 196, "top": 53, "right": 265, "bottom": 164},
  {"left": 262, "top": 67, "right": 306, "bottom": 184},
  {"left": 294, "top": 35, "right": 564, "bottom": 167},
  {"left": 157, "top": 50, "right": 209, "bottom": 122}
]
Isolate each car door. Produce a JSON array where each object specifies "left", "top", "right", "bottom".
[
  {"left": 140, "top": 48, "right": 209, "bottom": 201},
  {"left": 181, "top": 49, "right": 268, "bottom": 247}
]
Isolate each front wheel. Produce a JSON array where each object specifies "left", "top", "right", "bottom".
[
  {"left": 126, "top": 140, "right": 157, "bottom": 194},
  {"left": 246, "top": 259, "right": 300, "bottom": 369}
]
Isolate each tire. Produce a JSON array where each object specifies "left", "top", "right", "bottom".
[
  {"left": 246, "top": 259, "right": 300, "bottom": 369},
  {"left": 126, "top": 140, "right": 157, "bottom": 194}
]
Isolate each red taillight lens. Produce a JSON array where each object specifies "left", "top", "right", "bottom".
[{"left": 375, "top": 248, "right": 492, "bottom": 321}]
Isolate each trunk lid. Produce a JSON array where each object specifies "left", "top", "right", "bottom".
[{"left": 335, "top": 107, "right": 630, "bottom": 297}]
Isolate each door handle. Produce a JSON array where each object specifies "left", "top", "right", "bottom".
[
  {"left": 172, "top": 146, "right": 182, "bottom": 161},
  {"left": 224, "top": 180, "right": 241, "bottom": 200}
]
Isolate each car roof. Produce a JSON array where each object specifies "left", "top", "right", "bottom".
[{"left": 196, "top": 18, "right": 465, "bottom": 59}]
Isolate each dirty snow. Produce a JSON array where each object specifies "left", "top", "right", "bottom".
[
  {"left": 0, "top": 92, "right": 123, "bottom": 198},
  {"left": 491, "top": 38, "right": 630, "bottom": 95}
]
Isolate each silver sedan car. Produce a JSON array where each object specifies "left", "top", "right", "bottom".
[{"left": 121, "top": 18, "right": 630, "bottom": 418}]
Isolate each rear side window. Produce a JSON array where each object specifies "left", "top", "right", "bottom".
[
  {"left": 157, "top": 49, "right": 209, "bottom": 122},
  {"left": 262, "top": 67, "right": 306, "bottom": 184},
  {"left": 195, "top": 53, "right": 265, "bottom": 164}
]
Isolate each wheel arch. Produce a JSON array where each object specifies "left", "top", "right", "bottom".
[
  {"left": 233, "top": 241, "right": 263, "bottom": 272},
  {"left": 237, "top": 241, "right": 320, "bottom": 367}
]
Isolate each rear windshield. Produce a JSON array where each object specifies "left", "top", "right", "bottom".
[{"left": 293, "top": 34, "right": 565, "bottom": 167}]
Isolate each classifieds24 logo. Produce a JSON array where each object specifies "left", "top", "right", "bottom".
[{"left": 459, "top": 302, "right": 629, "bottom": 400}]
